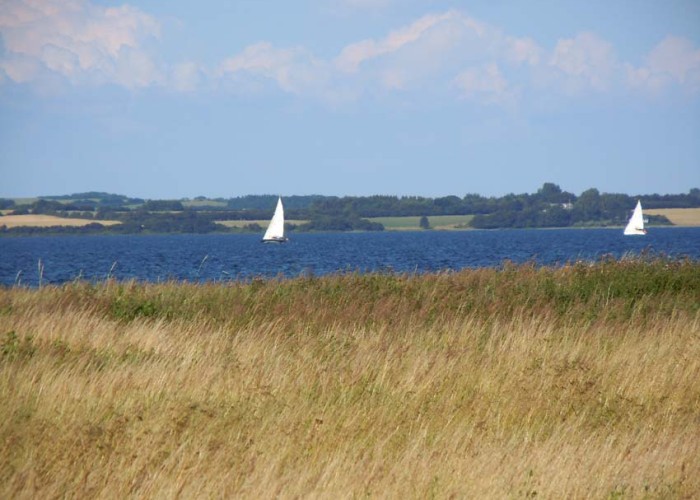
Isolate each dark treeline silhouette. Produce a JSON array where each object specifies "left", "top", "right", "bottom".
[
  {"left": 40, "top": 192, "right": 145, "bottom": 205},
  {"left": 1, "top": 184, "right": 698, "bottom": 234},
  {"left": 468, "top": 185, "right": 695, "bottom": 229},
  {"left": 226, "top": 195, "right": 327, "bottom": 211}
]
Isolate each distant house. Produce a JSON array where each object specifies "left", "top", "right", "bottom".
[{"left": 546, "top": 202, "right": 574, "bottom": 211}]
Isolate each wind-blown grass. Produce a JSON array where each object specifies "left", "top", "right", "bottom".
[{"left": 1, "top": 257, "right": 699, "bottom": 497}]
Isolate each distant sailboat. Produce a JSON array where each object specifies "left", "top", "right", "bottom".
[
  {"left": 624, "top": 200, "right": 647, "bottom": 235},
  {"left": 262, "top": 197, "right": 288, "bottom": 243}
]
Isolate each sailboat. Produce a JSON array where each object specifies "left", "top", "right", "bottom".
[
  {"left": 623, "top": 200, "right": 647, "bottom": 235},
  {"left": 262, "top": 197, "right": 288, "bottom": 243}
]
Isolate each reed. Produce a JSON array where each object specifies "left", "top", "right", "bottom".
[{"left": 1, "top": 257, "right": 699, "bottom": 498}]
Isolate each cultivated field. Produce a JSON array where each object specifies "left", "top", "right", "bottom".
[
  {"left": 369, "top": 214, "right": 474, "bottom": 230},
  {"left": 645, "top": 207, "right": 700, "bottom": 226},
  {"left": 0, "top": 214, "right": 121, "bottom": 228},
  {"left": 1, "top": 259, "right": 699, "bottom": 498}
]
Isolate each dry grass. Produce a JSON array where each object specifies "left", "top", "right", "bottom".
[
  {"left": 1, "top": 259, "right": 699, "bottom": 498},
  {"left": 646, "top": 208, "right": 700, "bottom": 227},
  {"left": 0, "top": 214, "right": 121, "bottom": 228}
]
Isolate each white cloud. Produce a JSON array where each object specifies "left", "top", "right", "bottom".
[
  {"left": 0, "top": 0, "right": 163, "bottom": 88},
  {"left": 627, "top": 36, "right": 700, "bottom": 93},
  {"left": 213, "top": 12, "right": 636, "bottom": 105},
  {"left": 217, "top": 42, "right": 329, "bottom": 96},
  {"left": 453, "top": 63, "right": 515, "bottom": 105},
  {"left": 506, "top": 37, "right": 541, "bottom": 66},
  {"left": 212, "top": 11, "right": 500, "bottom": 100},
  {"left": 3, "top": 3, "right": 697, "bottom": 103},
  {"left": 335, "top": 11, "right": 459, "bottom": 73},
  {"left": 0, "top": 52, "right": 43, "bottom": 83},
  {"left": 548, "top": 32, "right": 617, "bottom": 92},
  {"left": 329, "top": 10, "right": 522, "bottom": 98}
]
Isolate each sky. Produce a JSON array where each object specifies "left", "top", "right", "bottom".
[{"left": 1, "top": 0, "right": 699, "bottom": 200}]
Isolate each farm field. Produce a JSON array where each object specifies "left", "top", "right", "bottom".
[
  {"left": 645, "top": 207, "right": 700, "bottom": 226},
  {"left": 1, "top": 259, "right": 699, "bottom": 498},
  {"left": 368, "top": 214, "right": 474, "bottom": 230},
  {"left": 0, "top": 214, "right": 121, "bottom": 228},
  {"left": 182, "top": 200, "right": 228, "bottom": 208}
]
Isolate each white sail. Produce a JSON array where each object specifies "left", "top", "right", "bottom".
[
  {"left": 262, "top": 197, "right": 287, "bottom": 242},
  {"left": 623, "top": 200, "right": 646, "bottom": 235}
]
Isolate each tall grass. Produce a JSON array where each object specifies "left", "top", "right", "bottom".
[{"left": 1, "top": 258, "right": 699, "bottom": 498}]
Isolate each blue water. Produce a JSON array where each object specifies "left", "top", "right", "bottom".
[{"left": 1, "top": 228, "right": 699, "bottom": 287}]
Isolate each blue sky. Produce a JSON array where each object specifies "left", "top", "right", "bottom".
[{"left": 1, "top": 0, "right": 699, "bottom": 199}]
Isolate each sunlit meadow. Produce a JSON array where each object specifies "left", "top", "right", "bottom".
[{"left": 1, "top": 257, "right": 699, "bottom": 497}]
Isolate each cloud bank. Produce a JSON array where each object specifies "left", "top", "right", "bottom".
[
  {"left": 0, "top": 0, "right": 162, "bottom": 88},
  {"left": 1, "top": 1, "right": 699, "bottom": 103},
  {"left": 627, "top": 36, "right": 700, "bottom": 93}
]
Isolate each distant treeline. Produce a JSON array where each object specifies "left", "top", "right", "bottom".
[{"left": 1, "top": 184, "right": 699, "bottom": 234}]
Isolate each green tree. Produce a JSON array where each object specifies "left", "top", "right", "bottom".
[
  {"left": 419, "top": 215, "right": 431, "bottom": 229},
  {"left": 573, "top": 188, "right": 602, "bottom": 221},
  {"left": 0, "top": 199, "right": 15, "bottom": 210},
  {"left": 143, "top": 200, "right": 184, "bottom": 211},
  {"left": 537, "top": 182, "right": 563, "bottom": 202}
]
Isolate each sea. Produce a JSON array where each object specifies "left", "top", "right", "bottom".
[{"left": 2, "top": 227, "right": 700, "bottom": 287}]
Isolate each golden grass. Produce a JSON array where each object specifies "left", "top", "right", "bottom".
[
  {"left": 1, "top": 260, "right": 699, "bottom": 498},
  {"left": 0, "top": 214, "right": 121, "bottom": 228},
  {"left": 646, "top": 208, "right": 700, "bottom": 226}
]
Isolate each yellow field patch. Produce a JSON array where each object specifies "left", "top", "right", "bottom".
[
  {"left": 645, "top": 208, "right": 700, "bottom": 227},
  {"left": 0, "top": 214, "right": 121, "bottom": 228},
  {"left": 369, "top": 215, "right": 474, "bottom": 230}
]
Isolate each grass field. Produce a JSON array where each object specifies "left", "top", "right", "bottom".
[
  {"left": 2, "top": 258, "right": 699, "bottom": 497},
  {"left": 182, "top": 200, "right": 229, "bottom": 209},
  {"left": 369, "top": 214, "right": 474, "bottom": 230},
  {"left": 0, "top": 214, "right": 121, "bottom": 228},
  {"left": 646, "top": 207, "right": 700, "bottom": 226},
  {"left": 3, "top": 198, "right": 39, "bottom": 206}
]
